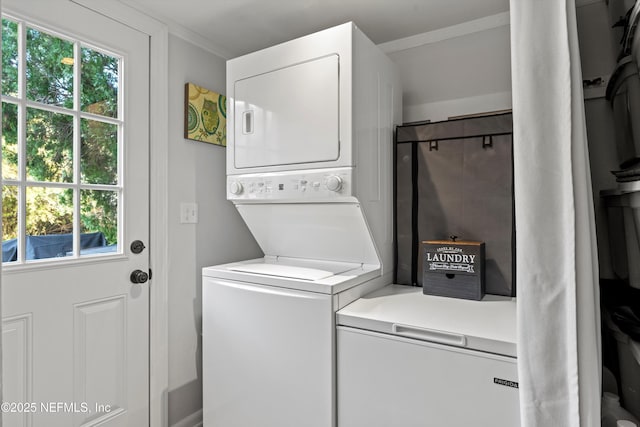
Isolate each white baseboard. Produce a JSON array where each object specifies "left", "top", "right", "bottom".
[{"left": 171, "top": 409, "right": 203, "bottom": 427}]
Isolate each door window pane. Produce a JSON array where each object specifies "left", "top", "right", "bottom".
[
  {"left": 2, "top": 185, "right": 18, "bottom": 263},
  {"left": 25, "top": 187, "right": 73, "bottom": 260},
  {"left": 2, "top": 18, "right": 18, "bottom": 97},
  {"left": 2, "top": 101, "right": 18, "bottom": 180},
  {"left": 26, "top": 27, "right": 74, "bottom": 108},
  {"left": 81, "top": 47, "right": 118, "bottom": 118},
  {"left": 26, "top": 107, "right": 73, "bottom": 182},
  {"left": 81, "top": 118, "right": 117, "bottom": 185},
  {"left": 81, "top": 189, "right": 118, "bottom": 253},
  {"left": 2, "top": 15, "right": 123, "bottom": 265}
]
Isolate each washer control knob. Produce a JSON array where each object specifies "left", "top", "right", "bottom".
[
  {"left": 229, "top": 181, "right": 244, "bottom": 195},
  {"left": 325, "top": 175, "right": 343, "bottom": 192}
]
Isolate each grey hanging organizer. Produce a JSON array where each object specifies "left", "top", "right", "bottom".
[{"left": 394, "top": 112, "right": 515, "bottom": 297}]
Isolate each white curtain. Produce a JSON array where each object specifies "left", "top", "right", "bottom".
[{"left": 510, "top": 1, "right": 601, "bottom": 426}]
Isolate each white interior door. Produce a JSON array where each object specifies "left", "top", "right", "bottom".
[{"left": 1, "top": 0, "right": 150, "bottom": 426}]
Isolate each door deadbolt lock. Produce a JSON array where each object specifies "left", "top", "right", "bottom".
[
  {"left": 130, "top": 269, "right": 149, "bottom": 284},
  {"left": 130, "top": 240, "right": 146, "bottom": 254}
]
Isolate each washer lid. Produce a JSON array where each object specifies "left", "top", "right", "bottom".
[
  {"left": 229, "top": 263, "right": 339, "bottom": 281},
  {"left": 203, "top": 257, "right": 380, "bottom": 294},
  {"left": 235, "top": 203, "right": 380, "bottom": 266}
]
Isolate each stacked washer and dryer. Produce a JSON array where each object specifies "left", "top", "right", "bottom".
[{"left": 202, "top": 23, "right": 401, "bottom": 426}]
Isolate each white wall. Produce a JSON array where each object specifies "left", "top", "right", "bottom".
[
  {"left": 166, "top": 34, "right": 261, "bottom": 426},
  {"left": 387, "top": 23, "right": 512, "bottom": 123}
]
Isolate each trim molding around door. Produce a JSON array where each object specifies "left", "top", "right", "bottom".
[{"left": 69, "top": 1, "right": 170, "bottom": 425}]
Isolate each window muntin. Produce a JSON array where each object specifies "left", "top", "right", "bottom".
[{"left": 1, "top": 15, "right": 123, "bottom": 265}]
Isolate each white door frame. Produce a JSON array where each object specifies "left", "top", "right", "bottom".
[{"left": 68, "top": 1, "right": 170, "bottom": 425}]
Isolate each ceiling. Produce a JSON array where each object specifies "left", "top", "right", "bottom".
[{"left": 121, "top": 0, "right": 510, "bottom": 59}]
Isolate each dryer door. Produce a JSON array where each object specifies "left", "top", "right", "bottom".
[{"left": 233, "top": 54, "right": 340, "bottom": 169}]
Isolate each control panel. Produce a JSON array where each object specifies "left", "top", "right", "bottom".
[{"left": 227, "top": 168, "right": 354, "bottom": 201}]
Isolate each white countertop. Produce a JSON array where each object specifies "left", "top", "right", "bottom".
[{"left": 337, "top": 284, "right": 517, "bottom": 357}]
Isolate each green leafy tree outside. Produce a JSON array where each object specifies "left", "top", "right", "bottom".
[{"left": 2, "top": 18, "right": 120, "bottom": 246}]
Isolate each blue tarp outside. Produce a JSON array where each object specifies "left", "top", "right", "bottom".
[{"left": 2, "top": 232, "right": 110, "bottom": 262}]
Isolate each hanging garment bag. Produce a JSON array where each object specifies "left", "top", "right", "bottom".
[{"left": 395, "top": 112, "right": 515, "bottom": 297}]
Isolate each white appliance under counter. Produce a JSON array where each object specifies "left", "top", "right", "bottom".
[{"left": 336, "top": 284, "right": 520, "bottom": 427}]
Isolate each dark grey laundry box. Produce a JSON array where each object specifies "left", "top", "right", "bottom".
[
  {"left": 606, "top": 56, "right": 640, "bottom": 169},
  {"left": 394, "top": 112, "right": 515, "bottom": 297},
  {"left": 422, "top": 239, "right": 485, "bottom": 300}
]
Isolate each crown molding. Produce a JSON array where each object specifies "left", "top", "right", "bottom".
[{"left": 378, "top": 11, "right": 510, "bottom": 54}]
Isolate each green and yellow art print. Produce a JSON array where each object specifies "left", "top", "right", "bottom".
[{"left": 184, "top": 83, "right": 227, "bottom": 146}]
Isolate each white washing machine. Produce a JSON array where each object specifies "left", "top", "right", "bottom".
[
  {"left": 202, "top": 257, "right": 383, "bottom": 427},
  {"left": 337, "top": 285, "right": 520, "bottom": 427},
  {"left": 202, "top": 191, "right": 389, "bottom": 426}
]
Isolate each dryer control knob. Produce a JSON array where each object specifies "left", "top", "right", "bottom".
[
  {"left": 229, "top": 181, "right": 244, "bottom": 195},
  {"left": 326, "top": 175, "right": 343, "bottom": 192}
]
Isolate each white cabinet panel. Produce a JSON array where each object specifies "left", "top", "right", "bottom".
[{"left": 233, "top": 55, "right": 340, "bottom": 169}]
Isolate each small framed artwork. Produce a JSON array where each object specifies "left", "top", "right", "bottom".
[{"left": 184, "top": 83, "right": 227, "bottom": 146}]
